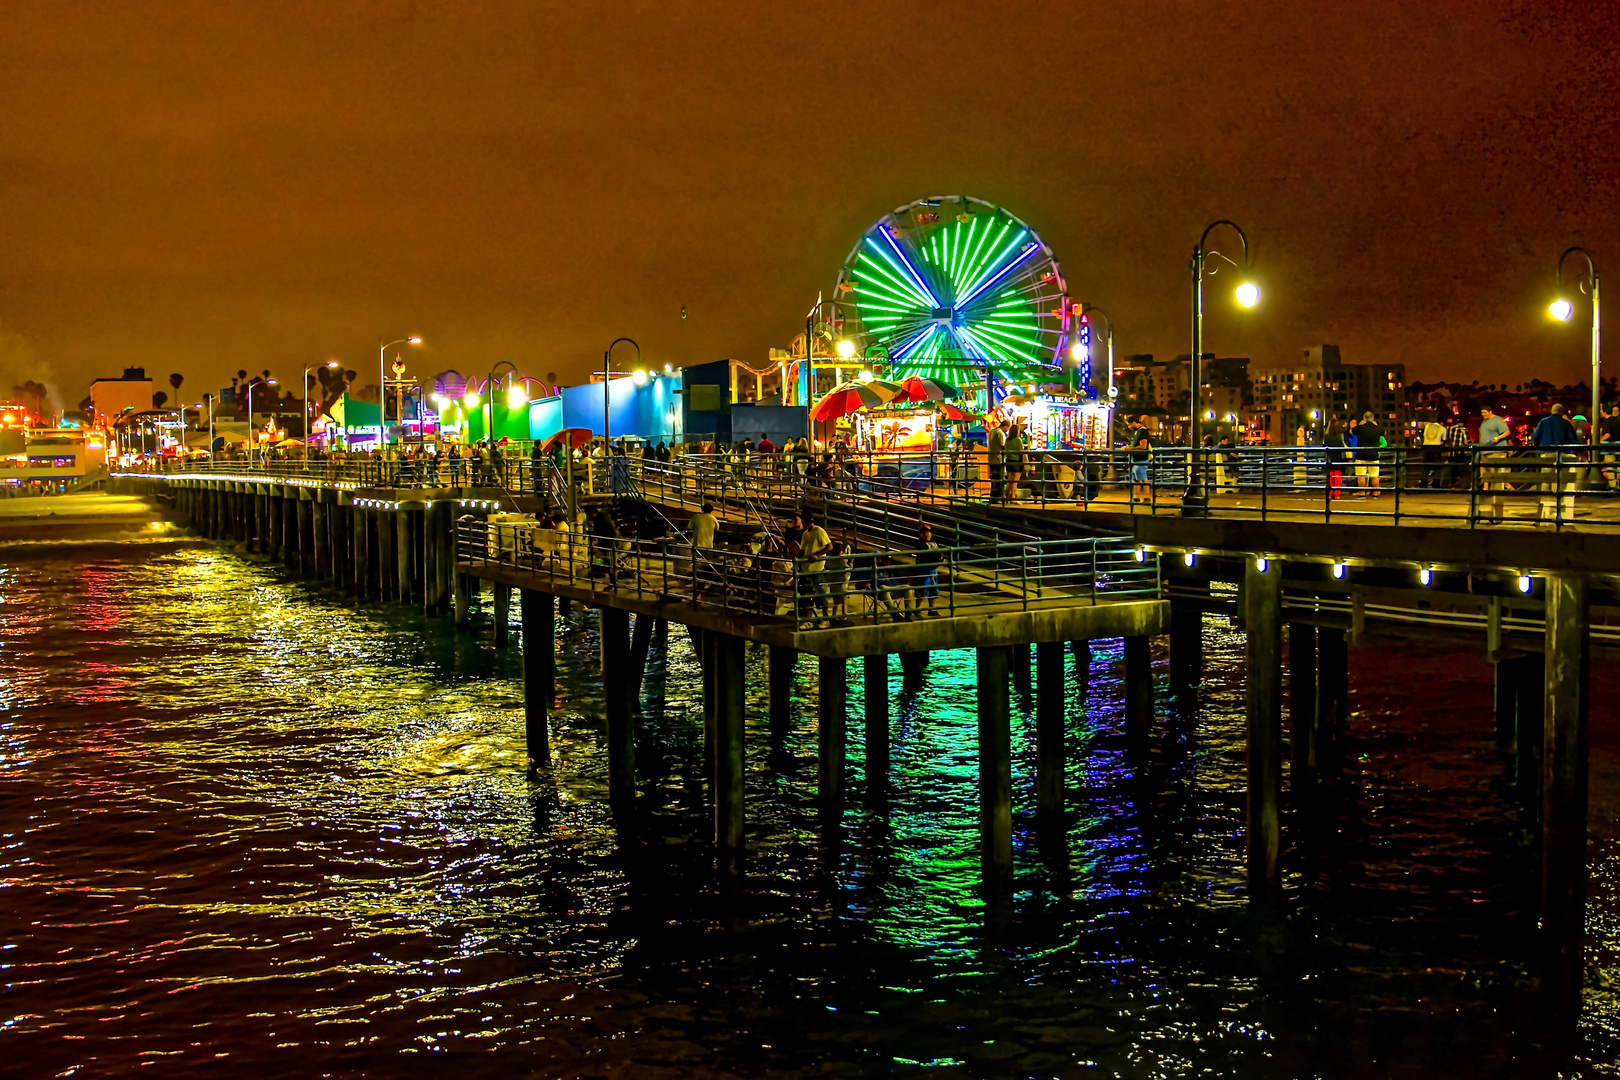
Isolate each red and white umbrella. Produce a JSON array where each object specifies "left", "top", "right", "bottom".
[{"left": 811, "top": 380, "right": 901, "bottom": 422}]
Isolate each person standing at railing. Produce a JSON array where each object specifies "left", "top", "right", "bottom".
[
  {"left": 911, "top": 523, "right": 943, "bottom": 618},
  {"left": 796, "top": 516, "right": 832, "bottom": 625},
  {"left": 1004, "top": 423, "right": 1026, "bottom": 503},
  {"left": 1323, "top": 420, "right": 1348, "bottom": 499},
  {"left": 1354, "top": 412, "right": 1385, "bottom": 495},
  {"left": 1532, "top": 403, "right": 1583, "bottom": 520},
  {"left": 689, "top": 501, "right": 718, "bottom": 598},
  {"left": 1599, "top": 403, "right": 1620, "bottom": 485},
  {"left": 986, "top": 420, "right": 1006, "bottom": 504}
]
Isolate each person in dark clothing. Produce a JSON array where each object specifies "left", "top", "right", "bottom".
[
  {"left": 1354, "top": 412, "right": 1384, "bottom": 494},
  {"left": 1127, "top": 416, "right": 1152, "bottom": 503},
  {"left": 1531, "top": 403, "right": 1580, "bottom": 447}
]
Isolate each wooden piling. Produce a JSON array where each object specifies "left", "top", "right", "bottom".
[
  {"left": 976, "top": 645, "right": 1013, "bottom": 886},
  {"left": 601, "top": 606, "right": 635, "bottom": 808},
  {"left": 768, "top": 646, "right": 796, "bottom": 731},
  {"left": 493, "top": 586, "right": 511, "bottom": 647},
  {"left": 520, "top": 588, "right": 553, "bottom": 765},
  {"left": 1035, "top": 640, "right": 1065, "bottom": 818},
  {"left": 817, "top": 656, "right": 847, "bottom": 800},
  {"left": 1244, "top": 556, "right": 1283, "bottom": 893},
  {"left": 1168, "top": 590, "right": 1204, "bottom": 697},
  {"left": 628, "top": 614, "right": 654, "bottom": 707},
  {"left": 1124, "top": 635, "right": 1154, "bottom": 744},
  {"left": 1315, "top": 626, "right": 1348, "bottom": 771},
  {"left": 1516, "top": 652, "right": 1546, "bottom": 816},
  {"left": 712, "top": 631, "right": 746, "bottom": 850},
  {"left": 1289, "top": 621, "right": 1317, "bottom": 782},
  {"left": 863, "top": 654, "right": 889, "bottom": 787},
  {"left": 1541, "top": 573, "right": 1590, "bottom": 1013}
]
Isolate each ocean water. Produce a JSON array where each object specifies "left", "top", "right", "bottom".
[{"left": 1, "top": 541, "right": 1615, "bottom": 1078}]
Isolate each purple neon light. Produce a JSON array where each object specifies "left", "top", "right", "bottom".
[
  {"left": 878, "top": 226, "right": 941, "bottom": 308},
  {"left": 956, "top": 241, "right": 1040, "bottom": 310}
]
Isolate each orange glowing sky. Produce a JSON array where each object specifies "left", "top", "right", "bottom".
[{"left": 1, "top": 1, "right": 1616, "bottom": 402}]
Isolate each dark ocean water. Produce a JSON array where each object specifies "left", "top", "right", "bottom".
[{"left": 1, "top": 541, "right": 1616, "bottom": 1078}]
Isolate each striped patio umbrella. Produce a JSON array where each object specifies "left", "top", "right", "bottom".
[
  {"left": 894, "top": 375, "right": 962, "bottom": 403},
  {"left": 811, "top": 380, "right": 900, "bottom": 422}
]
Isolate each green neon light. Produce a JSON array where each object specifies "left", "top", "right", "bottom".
[
  {"left": 856, "top": 261, "right": 930, "bottom": 312},
  {"left": 958, "top": 219, "right": 1009, "bottom": 301},
  {"left": 960, "top": 227, "right": 1028, "bottom": 303},
  {"left": 859, "top": 250, "right": 932, "bottom": 308},
  {"left": 867, "top": 239, "right": 937, "bottom": 307},
  {"left": 970, "top": 322, "right": 1041, "bottom": 359},
  {"left": 950, "top": 217, "right": 977, "bottom": 296}
]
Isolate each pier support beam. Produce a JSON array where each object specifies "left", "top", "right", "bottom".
[
  {"left": 1071, "top": 639, "right": 1092, "bottom": 695},
  {"left": 863, "top": 654, "right": 889, "bottom": 787},
  {"left": 1541, "top": 573, "right": 1590, "bottom": 1013},
  {"left": 1245, "top": 556, "right": 1283, "bottom": 894},
  {"left": 395, "top": 508, "right": 411, "bottom": 604},
  {"left": 296, "top": 496, "right": 313, "bottom": 578},
  {"left": 493, "top": 585, "right": 511, "bottom": 648},
  {"left": 1289, "top": 622, "right": 1317, "bottom": 783},
  {"left": 601, "top": 607, "right": 635, "bottom": 808},
  {"left": 312, "top": 498, "right": 329, "bottom": 580},
  {"left": 898, "top": 650, "right": 928, "bottom": 684},
  {"left": 1123, "top": 635, "right": 1154, "bottom": 744},
  {"left": 378, "top": 511, "right": 397, "bottom": 601},
  {"left": 1168, "top": 588, "right": 1204, "bottom": 697},
  {"left": 768, "top": 646, "right": 796, "bottom": 731},
  {"left": 520, "top": 589, "right": 553, "bottom": 765},
  {"left": 817, "top": 656, "right": 847, "bottom": 801},
  {"left": 1035, "top": 640, "right": 1065, "bottom": 818},
  {"left": 976, "top": 645, "right": 1013, "bottom": 887},
  {"left": 711, "top": 631, "right": 747, "bottom": 850},
  {"left": 353, "top": 506, "right": 369, "bottom": 600},
  {"left": 1517, "top": 653, "right": 1546, "bottom": 815},
  {"left": 628, "top": 614, "right": 654, "bottom": 708},
  {"left": 1316, "top": 626, "right": 1348, "bottom": 771}
]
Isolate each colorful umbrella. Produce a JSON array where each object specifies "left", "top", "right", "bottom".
[
  {"left": 811, "top": 380, "right": 900, "bottom": 422},
  {"left": 894, "top": 375, "right": 962, "bottom": 403},
  {"left": 540, "top": 427, "right": 594, "bottom": 452},
  {"left": 936, "top": 403, "right": 984, "bottom": 422}
]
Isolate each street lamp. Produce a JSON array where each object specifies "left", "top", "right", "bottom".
[
  {"left": 1187, "top": 219, "right": 1260, "bottom": 511},
  {"left": 245, "top": 377, "right": 277, "bottom": 462},
  {"left": 602, "top": 338, "right": 641, "bottom": 447},
  {"left": 1550, "top": 246, "right": 1599, "bottom": 442},
  {"left": 304, "top": 360, "right": 340, "bottom": 445},
  {"left": 803, "top": 300, "right": 855, "bottom": 411},
  {"left": 378, "top": 336, "right": 423, "bottom": 446}
]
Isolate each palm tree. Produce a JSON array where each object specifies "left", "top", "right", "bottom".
[
  {"left": 169, "top": 372, "right": 184, "bottom": 397},
  {"left": 152, "top": 390, "right": 168, "bottom": 409}
]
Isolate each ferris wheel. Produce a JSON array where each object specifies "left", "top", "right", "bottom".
[{"left": 834, "top": 196, "right": 1071, "bottom": 393}]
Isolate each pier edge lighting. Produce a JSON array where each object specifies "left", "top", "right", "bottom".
[
  {"left": 1182, "top": 551, "right": 1196, "bottom": 567},
  {"left": 1419, "top": 566, "right": 1433, "bottom": 586},
  {"left": 1518, "top": 573, "right": 1534, "bottom": 594},
  {"left": 1235, "top": 280, "right": 1261, "bottom": 308},
  {"left": 1332, "top": 560, "right": 1346, "bottom": 579},
  {"left": 663, "top": 362, "right": 674, "bottom": 374},
  {"left": 1549, "top": 297, "right": 1574, "bottom": 322}
]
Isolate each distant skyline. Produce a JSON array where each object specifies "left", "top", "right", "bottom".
[{"left": 2, "top": 1, "right": 1617, "bottom": 409}]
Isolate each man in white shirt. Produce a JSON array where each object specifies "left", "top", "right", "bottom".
[
  {"left": 797, "top": 517, "right": 832, "bottom": 624},
  {"left": 689, "top": 502, "right": 719, "bottom": 597}
]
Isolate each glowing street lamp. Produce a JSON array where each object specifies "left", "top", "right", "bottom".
[
  {"left": 304, "top": 359, "right": 340, "bottom": 443},
  {"left": 601, "top": 338, "right": 641, "bottom": 447},
  {"left": 1550, "top": 247, "right": 1599, "bottom": 442},
  {"left": 378, "top": 336, "right": 423, "bottom": 445},
  {"left": 1187, "top": 219, "right": 1260, "bottom": 511},
  {"left": 245, "top": 377, "right": 277, "bottom": 462},
  {"left": 835, "top": 337, "right": 856, "bottom": 359}
]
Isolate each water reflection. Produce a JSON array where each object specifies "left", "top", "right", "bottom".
[{"left": 0, "top": 543, "right": 1613, "bottom": 1076}]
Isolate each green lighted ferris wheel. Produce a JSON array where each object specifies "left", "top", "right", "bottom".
[{"left": 834, "top": 196, "right": 1073, "bottom": 397}]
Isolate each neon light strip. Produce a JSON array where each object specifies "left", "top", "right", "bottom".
[
  {"left": 957, "top": 221, "right": 1009, "bottom": 300},
  {"left": 953, "top": 324, "right": 1006, "bottom": 364},
  {"left": 858, "top": 251, "right": 932, "bottom": 308},
  {"left": 890, "top": 323, "right": 937, "bottom": 361},
  {"left": 949, "top": 218, "right": 975, "bottom": 296},
  {"left": 877, "top": 227, "right": 940, "bottom": 307},
  {"left": 971, "top": 319, "right": 1043, "bottom": 356},
  {"left": 958, "top": 240, "right": 1039, "bottom": 309},
  {"left": 958, "top": 229, "right": 1027, "bottom": 305}
]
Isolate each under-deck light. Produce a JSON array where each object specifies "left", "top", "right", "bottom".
[
  {"left": 1518, "top": 573, "right": 1533, "bottom": 594},
  {"left": 1134, "top": 546, "right": 1146, "bottom": 562},
  {"left": 1419, "top": 566, "right": 1433, "bottom": 586},
  {"left": 1182, "top": 551, "right": 1195, "bottom": 567},
  {"left": 1255, "top": 555, "right": 1268, "bottom": 572},
  {"left": 1332, "top": 560, "right": 1346, "bottom": 579}
]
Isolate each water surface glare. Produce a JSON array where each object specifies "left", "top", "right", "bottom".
[{"left": 2, "top": 544, "right": 1617, "bottom": 1077}]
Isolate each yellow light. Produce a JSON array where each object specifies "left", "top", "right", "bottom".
[
  {"left": 507, "top": 385, "right": 527, "bottom": 407},
  {"left": 1203, "top": 410, "right": 1215, "bottom": 420},
  {"left": 433, "top": 393, "right": 448, "bottom": 408},
  {"left": 408, "top": 336, "right": 423, "bottom": 344},
  {"left": 1235, "top": 282, "right": 1261, "bottom": 308},
  {"left": 1549, "top": 298, "right": 1574, "bottom": 322},
  {"left": 663, "top": 363, "right": 674, "bottom": 374},
  {"left": 836, "top": 338, "right": 856, "bottom": 359},
  {"left": 463, "top": 392, "right": 480, "bottom": 407},
  {"left": 326, "top": 360, "right": 340, "bottom": 369},
  {"left": 632, "top": 369, "right": 649, "bottom": 386},
  {"left": 857, "top": 370, "right": 874, "bottom": 384}
]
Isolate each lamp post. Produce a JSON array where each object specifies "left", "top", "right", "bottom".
[
  {"left": 602, "top": 338, "right": 641, "bottom": 448},
  {"left": 378, "top": 337, "right": 423, "bottom": 446},
  {"left": 802, "top": 300, "right": 855, "bottom": 405},
  {"left": 1550, "top": 246, "right": 1600, "bottom": 443},
  {"left": 1187, "top": 220, "right": 1260, "bottom": 511},
  {"left": 304, "top": 359, "right": 340, "bottom": 445},
  {"left": 203, "top": 393, "right": 214, "bottom": 457},
  {"left": 244, "top": 377, "right": 277, "bottom": 462},
  {"left": 482, "top": 360, "right": 522, "bottom": 446}
]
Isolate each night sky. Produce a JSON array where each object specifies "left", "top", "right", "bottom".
[{"left": 2, "top": 1, "right": 1616, "bottom": 406}]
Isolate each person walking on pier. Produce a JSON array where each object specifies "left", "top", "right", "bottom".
[
  {"left": 1531, "top": 403, "right": 1579, "bottom": 447},
  {"left": 1127, "top": 415, "right": 1152, "bottom": 504}
]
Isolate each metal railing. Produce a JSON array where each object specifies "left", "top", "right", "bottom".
[{"left": 457, "top": 518, "right": 1158, "bottom": 632}]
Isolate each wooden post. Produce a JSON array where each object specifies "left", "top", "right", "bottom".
[
  {"left": 817, "top": 656, "right": 847, "bottom": 801},
  {"left": 976, "top": 645, "right": 1013, "bottom": 886},
  {"left": 1035, "top": 640, "right": 1065, "bottom": 818},
  {"left": 1124, "top": 635, "right": 1154, "bottom": 744},
  {"left": 601, "top": 606, "right": 635, "bottom": 808},
  {"left": 312, "top": 498, "right": 329, "bottom": 580},
  {"left": 1289, "top": 621, "right": 1317, "bottom": 782},
  {"left": 353, "top": 505, "right": 369, "bottom": 600},
  {"left": 1315, "top": 626, "right": 1348, "bottom": 772},
  {"left": 629, "top": 614, "right": 655, "bottom": 707},
  {"left": 521, "top": 588, "right": 554, "bottom": 765},
  {"left": 1541, "top": 573, "right": 1590, "bottom": 1014},
  {"left": 712, "top": 631, "right": 746, "bottom": 850},
  {"left": 1245, "top": 556, "right": 1283, "bottom": 893},
  {"left": 378, "top": 511, "right": 397, "bottom": 601},
  {"left": 1516, "top": 652, "right": 1546, "bottom": 816},
  {"left": 863, "top": 654, "right": 889, "bottom": 788},
  {"left": 768, "top": 646, "right": 796, "bottom": 731},
  {"left": 1168, "top": 591, "right": 1204, "bottom": 697},
  {"left": 395, "top": 507, "right": 411, "bottom": 604},
  {"left": 493, "top": 585, "right": 511, "bottom": 648},
  {"left": 297, "top": 496, "right": 313, "bottom": 578}
]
